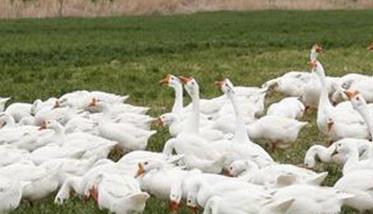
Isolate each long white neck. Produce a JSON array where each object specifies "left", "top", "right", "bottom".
[
  {"left": 186, "top": 93, "right": 200, "bottom": 134},
  {"left": 313, "top": 145, "right": 334, "bottom": 162},
  {"left": 343, "top": 147, "right": 360, "bottom": 174},
  {"left": 356, "top": 103, "right": 373, "bottom": 140},
  {"left": 316, "top": 64, "right": 333, "bottom": 128},
  {"left": 229, "top": 94, "right": 251, "bottom": 144},
  {"left": 172, "top": 83, "right": 184, "bottom": 114}
]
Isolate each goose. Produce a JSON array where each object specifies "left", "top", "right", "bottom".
[
  {"left": 97, "top": 118, "right": 156, "bottom": 152},
  {"left": 89, "top": 173, "right": 149, "bottom": 214},
  {"left": 87, "top": 97, "right": 149, "bottom": 115},
  {"left": 135, "top": 159, "right": 187, "bottom": 200},
  {"left": 331, "top": 73, "right": 370, "bottom": 104},
  {"left": 311, "top": 60, "right": 367, "bottom": 140},
  {"left": 267, "top": 97, "right": 305, "bottom": 119},
  {"left": 304, "top": 138, "right": 372, "bottom": 169},
  {"left": 186, "top": 174, "right": 267, "bottom": 209},
  {"left": 342, "top": 78, "right": 373, "bottom": 103},
  {"left": 260, "top": 185, "right": 352, "bottom": 214},
  {"left": 246, "top": 115, "right": 307, "bottom": 150},
  {"left": 0, "top": 176, "right": 28, "bottom": 214},
  {"left": 163, "top": 77, "right": 227, "bottom": 162},
  {"left": 0, "top": 160, "right": 60, "bottom": 202},
  {"left": 160, "top": 74, "right": 227, "bottom": 116},
  {"left": 55, "top": 159, "right": 128, "bottom": 204},
  {"left": 225, "top": 160, "right": 328, "bottom": 188},
  {"left": 216, "top": 79, "right": 273, "bottom": 166},
  {"left": 345, "top": 90, "right": 373, "bottom": 139},
  {"left": 41, "top": 155, "right": 100, "bottom": 185},
  {"left": 202, "top": 191, "right": 271, "bottom": 214},
  {"left": 159, "top": 74, "right": 184, "bottom": 114},
  {"left": 333, "top": 140, "right": 373, "bottom": 174},
  {"left": 302, "top": 43, "right": 325, "bottom": 109},
  {"left": 14, "top": 120, "right": 66, "bottom": 151},
  {"left": 334, "top": 169, "right": 373, "bottom": 212},
  {"left": 262, "top": 71, "right": 312, "bottom": 97},
  {"left": 31, "top": 97, "right": 60, "bottom": 115},
  {"left": 34, "top": 106, "right": 77, "bottom": 126},
  {"left": 5, "top": 102, "right": 32, "bottom": 122}
]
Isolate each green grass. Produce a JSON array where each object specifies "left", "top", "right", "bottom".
[{"left": 1, "top": 10, "right": 373, "bottom": 214}]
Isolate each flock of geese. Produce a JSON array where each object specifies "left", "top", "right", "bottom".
[{"left": 0, "top": 43, "right": 373, "bottom": 214}]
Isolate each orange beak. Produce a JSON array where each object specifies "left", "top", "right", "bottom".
[
  {"left": 327, "top": 121, "right": 334, "bottom": 133},
  {"left": 188, "top": 205, "right": 199, "bottom": 214},
  {"left": 159, "top": 74, "right": 171, "bottom": 85},
  {"left": 315, "top": 43, "right": 322, "bottom": 53},
  {"left": 214, "top": 80, "right": 224, "bottom": 88},
  {"left": 179, "top": 76, "right": 192, "bottom": 84},
  {"left": 39, "top": 121, "right": 47, "bottom": 131},
  {"left": 88, "top": 98, "right": 97, "bottom": 107},
  {"left": 53, "top": 100, "right": 60, "bottom": 109},
  {"left": 343, "top": 90, "right": 358, "bottom": 100},
  {"left": 89, "top": 186, "right": 99, "bottom": 203},
  {"left": 367, "top": 43, "right": 373, "bottom": 51},
  {"left": 153, "top": 117, "right": 164, "bottom": 127},
  {"left": 169, "top": 200, "right": 180, "bottom": 212},
  {"left": 222, "top": 168, "right": 233, "bottom": 177},
  {"left": 308, "top": 60, "right": 317, "bottom": 70},
  {"left": 135, "top": 163, "right": 145, "bottom": 178}
]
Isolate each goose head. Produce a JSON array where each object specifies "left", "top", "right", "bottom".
[
  {"left": 159, "top": 74, "right": 182, "bottom": 89},
  {"left": 310, "top": 43, "right": 322, "bottom": 61},
  {"left": 332, "top": 140, "right": 356, "bottom": 158},
  {"left": 39, "top": 120, "right": 64, "bottom": 132},
  {"left": 215, "top": 78, "right": 235, "bottom": 97},
  {"left": 135, "top": 159, "right": 164, "bottom": 178},
  {"left": 179, "top": 76, "right": 199, "bottom": 98},
  {"left": 224, "top": 160, "right": 253, "bottom": 177},
  {"left": 156, "top": 113, "right": 177, "bottom": 127},
  {"left": 87, "top": 98, "right": 108, "bottom": 112},
  {"left": 344, "top": 90, "right": 365, "bottom": 110}
]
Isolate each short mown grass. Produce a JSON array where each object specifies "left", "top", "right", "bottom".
[{"left": 1, "top": 10, "right": 373, "bottom": 214}]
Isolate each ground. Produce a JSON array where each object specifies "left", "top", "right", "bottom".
[{"left": 1, "top": 10, "right": 373, "bottom": 214}]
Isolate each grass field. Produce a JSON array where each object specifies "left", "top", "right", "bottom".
[{"left": 1, "top": 10, "right": 373, "bottom": 214}]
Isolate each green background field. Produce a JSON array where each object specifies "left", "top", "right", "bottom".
[{"left": 1, "top": 10, "right": 373, "bottom": 214}]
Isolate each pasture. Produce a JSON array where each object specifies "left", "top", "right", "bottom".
[{"left": 1, "top": 10, "right": 373, "bottom": 214}]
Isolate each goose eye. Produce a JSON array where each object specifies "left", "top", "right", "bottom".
[
  {"left": 229, "top": 167, "right": 233, "bottom": 170},
  {"left": 356, "top": 97, "right": 360, "bottom": 101},
  {"left": 144, "top": 161, "right": 148, "bottom": 165},
  {"left": 188, "top": 200, "right": 191, "bottom": 203}
]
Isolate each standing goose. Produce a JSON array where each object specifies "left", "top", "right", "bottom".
[{"left": 311, "top": 60, "right": 367, "bottom": 141}]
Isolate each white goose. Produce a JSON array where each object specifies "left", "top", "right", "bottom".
[
  {"left": 333, "top": 140, "right": 373, "bottom": 174},
  {"left": 89, "top": 173, "right": 149, "bottom": 214},
  {"left": 226, "top": 160, "right": 328, "bottom": 188},
  {"left": 260, "top": 185, "right": 352, "bottom": 214},
  {"left": 246, "top": 115, "right": 307, "bottom": 150},
  {"left": 334, "top": 169, "right": 373, "bottom": 212},
  {"left": 216, "top": 78, "right": 273, "bottom": 167},
  {"left": 267, "top": 97, "right": 305, "bottom": 119},
  {"left": 0, "top": 176, "right": 27, "bottom": 214},
  {"left": 311, "top": 60, "right": 367, "bottom": 141}
]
